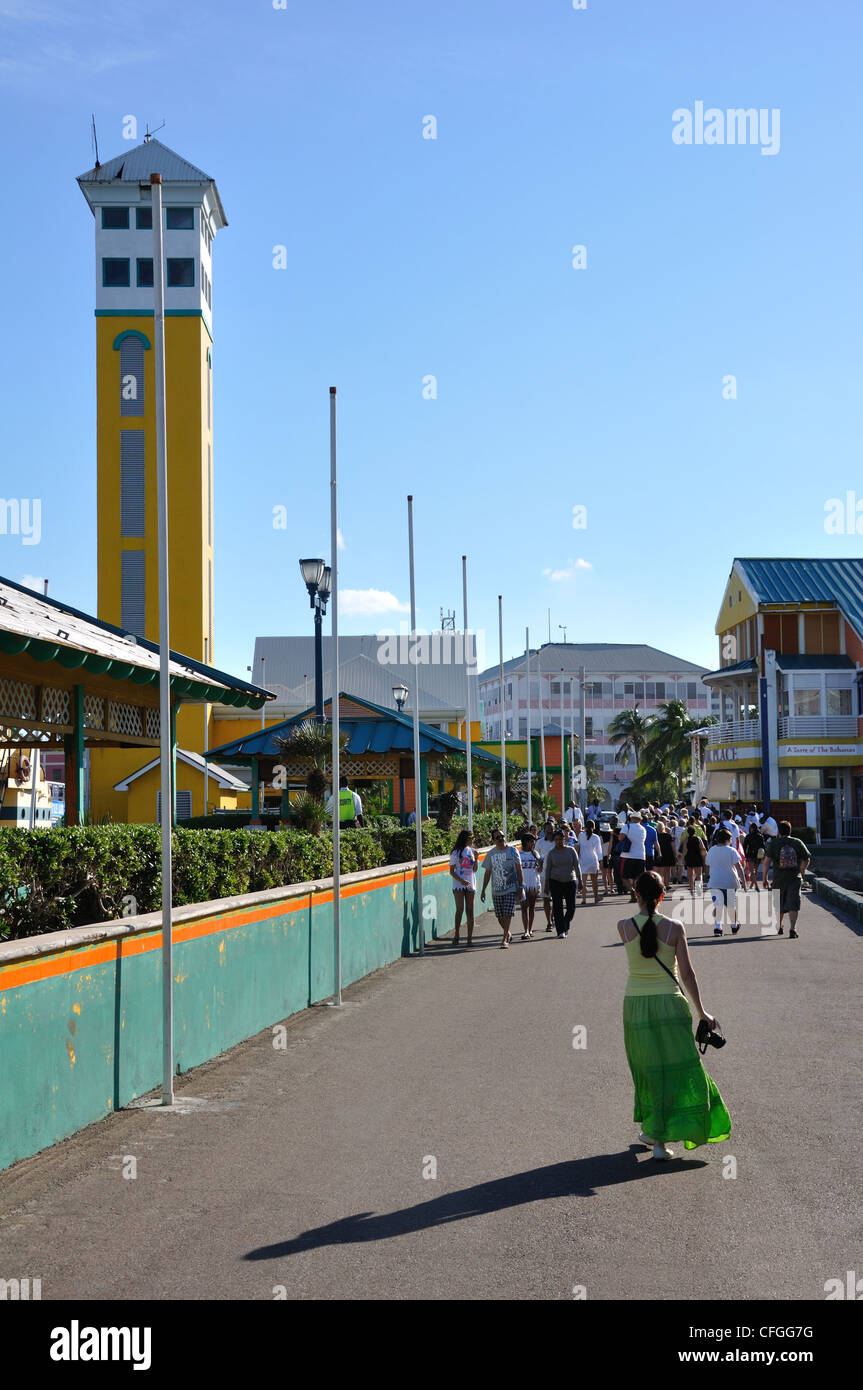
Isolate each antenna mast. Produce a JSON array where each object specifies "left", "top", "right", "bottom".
[{"left": 90, "top": 114, "right": 100, "bottom": 170}]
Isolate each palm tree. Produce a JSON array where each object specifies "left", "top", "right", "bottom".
[
  {"left": 582, "top": 753, "right": 608, "bottom": 808},
  {"left": 436, "top": 753, "right": 471, "bottom": 830},
  {"left": 607, "top": 706, "right": 653, "bottom": 770},
  {"left": 646, "top": 701, "right": 717, "bottom": 797},
  {"left": 276, "top": 719, "right": 348, "bottom": 803}
]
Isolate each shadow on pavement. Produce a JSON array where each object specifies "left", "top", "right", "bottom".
[{"left": 243, "top": 1149, "right": 706, "bottom": 1260}]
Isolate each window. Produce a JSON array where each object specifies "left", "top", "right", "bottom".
[
  {"left": 792, "top": 689, "right": 821, "bottom": 717},
  {"left": 202, "top": 267, "right": 211, "bottom": 307},
  {"left": 645, "top": 683, "right": 655, "bottom": 699},
  {"left": 655, "top": 682, "right": 665, "bottom": 699},
  {"left": 121, "top": 550, "right": 145, "bottom": 634},
  {"left": 120, "top": 432, "right": 145, "bottom": 535},
  {"left": 167, "top": 258, "right": 195, "bottom": 287},
  {"left": 623, "top": 683, "right": 634, "bottom": 696},
  {"left": 157, "top": 789, "right": 192, "bottom": 821},
  {"left": 686, "top": 682, "right": 697, "bottom": 700},
  {"left": 136, "top": 207, "right": 153, "bottom": 230},
  {"left": 136, "top": 258, "right": 154, "bottom": 288},
  {"left": 102, "top": 258, "right": 130, "bottom": 287},
  {"left": 518, "top": 718, "right": 527, "bottom": 737},
  {"left": 585, "top": 718, "right": 593, "bottom": 738},
  {"left": 804, "top": 611, "right": 840, "bottom": 655},
  {"left": 166, "top": 207, "right": 195, "bottom": 229},
  {"left": 102, "top": 207, "right": 129, "bottom": 229},
  {"left": 762, "top": 612, "right": 798, "bottom": 654},
  {"left": 826, "top": 688, "right": 852, "bottom": 716},
  {"left": 119, "top": 337, "right": 144, "bottom": 417}
]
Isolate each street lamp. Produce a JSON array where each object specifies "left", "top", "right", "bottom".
[
  {"left": 393, "top": 683, "right": 409, "bottom": 823},
  {"left": 299, "top": 558, "right": 330, "bottom": 722}
]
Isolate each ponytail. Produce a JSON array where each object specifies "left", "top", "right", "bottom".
[{"left": 634, "top": 870, "right": 665, "bottom": 957}]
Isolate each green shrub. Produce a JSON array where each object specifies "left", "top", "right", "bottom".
[{"left": 0, "top": 823, "right": 387, "bottom": 941}]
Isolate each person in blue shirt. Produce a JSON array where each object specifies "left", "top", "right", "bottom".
[{"left": 643, "top": 816, "right": 659, "bottom": 870}]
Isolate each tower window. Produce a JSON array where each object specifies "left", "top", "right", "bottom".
[
  {"left": 136, "top": 258, "right": 154, "bottom": 288},
  {"left": 166, "top": 207, "right": 195, "bottom": 230},
  {"left": 136, "top": 207, "right": 153, "bottom": 230},
  {"left": 102, "top": 207, "right": 129, "bottom": 230},
  {"left": 120, "top": 431, "right": 145, "bottom": 533},
  {"left": 119, "top": 338, "right": 145, "bottom": 417},
  {"left": 167, "top": 258, "right": 195, "bottom": 287},
  {"left": 121, "top": 550, "right": 145, "bottom": 635},
  {"left": 102, "top": 258, "right": 130, "bottom": 287}
]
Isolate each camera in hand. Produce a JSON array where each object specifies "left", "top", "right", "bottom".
[{"left": 696, "top": 1018, "right": 726, "bottom": 1054}]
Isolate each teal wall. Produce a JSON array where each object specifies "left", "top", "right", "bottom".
[{"left": 0, "top": 861, "right": 457, "bottom": 1173}]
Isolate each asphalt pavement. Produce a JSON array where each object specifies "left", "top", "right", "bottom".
[{"left": 0, "top": 883, "right": 859, "bottom": 1301}]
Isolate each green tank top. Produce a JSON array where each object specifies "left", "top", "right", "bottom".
[{"left": 623, "top": 914, "right": 682, "bottom": 996}]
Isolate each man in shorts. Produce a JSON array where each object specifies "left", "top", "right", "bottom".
[{"left": 762, "top": 820, "right": 810, "bottom": 937}]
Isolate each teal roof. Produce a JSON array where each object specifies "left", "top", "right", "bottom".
[
  {"left": 206, "top": 692, "right": 504, "bottom": 765},
  {"left": 737, "top": 559, "right": 863, "bottom": 638},
  {"left": 776, "top": 654, "right": 856, "bottom": 671}
]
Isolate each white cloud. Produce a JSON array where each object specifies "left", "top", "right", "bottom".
[
  {"left": 340, "top": 588, "right": 409, "bottom": 617},
  {"left": 20, "top": 574, "right": 45, "bottom": 591},
  {"left": 337, "top": 528, "right": 345, "bottom": 551},
  {"left": 542, "top": 558, "right": 592, "bottom": 582}
]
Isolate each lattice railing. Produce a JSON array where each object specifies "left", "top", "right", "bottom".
[{"left": 108, "top": 700, "right": 144, "bottom": 737}]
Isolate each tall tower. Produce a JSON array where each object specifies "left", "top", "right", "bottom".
[{"left": 78, "top": 138, "right": 227, "bottom": 820}]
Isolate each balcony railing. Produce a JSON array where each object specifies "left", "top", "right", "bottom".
[
  {"left": 707, "top": 715, "right": 858, "bottom": 746},
  {"left": 707, "top": 720, "right": 761, "bottom": 745},
  {"left": 777, "top": 716, "right": 858, "bottom": 739}
]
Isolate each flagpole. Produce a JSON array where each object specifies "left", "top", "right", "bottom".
[
  {"left": 462, "top": 555, "right": 473, "bottom": 833},
  {"left": 525, "top": 628, "right": 532, "bottom": 826},
  {"left": 539, "top": 662, "right": 548, "bottom": 795},
  {"left": 151, "top": 172, "right": 173, "bottom": 1106},
  {"left": 499, "top": 596, "right": 507, "bottom": 838},
  {"left": 330, "top": 387, "right": 342, "bottom": 1006},
  {"left": 408, "top": 497, "right": 424, "bottom": 954}
]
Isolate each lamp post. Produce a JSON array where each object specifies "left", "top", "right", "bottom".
[
  {"left": 299, "top": 559, "right": 331, "bottom": 722},
  {"left": 393, "top": 682, "right": 409, "bottom": 824}
]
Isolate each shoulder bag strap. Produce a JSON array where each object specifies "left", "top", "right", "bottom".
[{"left": 631, "top": 918, "right": 680, "bottom": 988}]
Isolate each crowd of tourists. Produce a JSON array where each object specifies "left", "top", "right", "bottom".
[
  {"left": 448, "top": 797, "right": 811, "bottom": 945},
  {"left": 446, "top": 796, "right": 810, "bottom": 1161}
]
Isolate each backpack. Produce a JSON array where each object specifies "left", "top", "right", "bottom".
[{"left": 778, "top": 841, "right": 799, "bottom": 870}]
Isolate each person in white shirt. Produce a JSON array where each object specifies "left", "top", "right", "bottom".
[
  {"left": 577, "top": 820, "right": 604, "bottom": 904},
  {"left": 517, "top": 832, "right": 542, "bottom": 938},
  {"left": 622, "top": 812, "right": 648, "bottom": 901},
  {"left": 761, "top": 813, "right": 778, "bottom": 839},
  {"left": 744, "top": 807, "right": 761, "bottom": 832},
  {"left": 448, "top": 829, "right": 478, "bottom": 946},
  {"left": 720, "top": 815, "right": 741, "bottom": 848},
  {"left": 563, "top": 801, "right": 583, "bottom": 826},
  {"left": 705, "top": 829, "right": 747, "bottom": 935}
]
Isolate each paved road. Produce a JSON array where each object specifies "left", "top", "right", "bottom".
[{"left": 1, "top": 886, "right": 859, "bottom": 1301}]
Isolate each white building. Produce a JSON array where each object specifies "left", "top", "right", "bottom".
[{"left": 478, "top": 642, "right": 720, "bottom": 802}]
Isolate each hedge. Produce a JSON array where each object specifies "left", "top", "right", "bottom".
[
  {"left": 0, "top": 826, "right": 384, "bottom": 941},
  {"left": 0, "top": 815, "right": 520, "bottom": 942}
]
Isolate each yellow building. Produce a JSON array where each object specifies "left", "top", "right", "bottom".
[
  {"left": 77, "top": 138, "right": 227, "bottom": 820},
  {"left": 704, "top": 558, "right": 863, "bottom": 839}
]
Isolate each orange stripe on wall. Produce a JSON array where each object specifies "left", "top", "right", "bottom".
[{"left": 0, "top": 861, "right": 449, "bottom": 992}]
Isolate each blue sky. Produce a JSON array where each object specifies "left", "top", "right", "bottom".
[{"left": 1, "top": 0, "right": 861, "bottom": 683}]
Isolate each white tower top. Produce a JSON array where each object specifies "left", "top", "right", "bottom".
[{"left": 77, "top": 138, "right": 227, "bottom": 321}]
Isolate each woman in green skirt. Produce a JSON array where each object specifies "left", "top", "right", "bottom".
[{"left": 617, "top": 870, "right": 731, "bottom": 1160}]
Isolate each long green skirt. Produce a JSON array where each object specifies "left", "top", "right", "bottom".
[{"left": 623, "top": 993, "right": 732, "bottom": 1150}]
